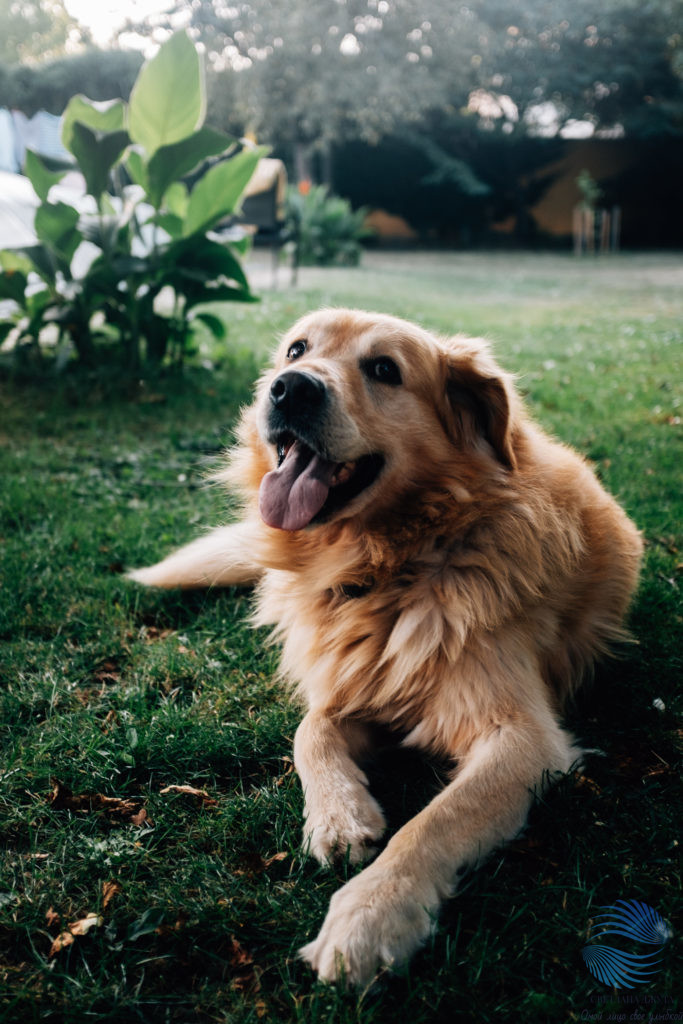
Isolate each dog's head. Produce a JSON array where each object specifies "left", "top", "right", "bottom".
[{"left": 252, "top": 309, "right": 518, "bottom": 532}]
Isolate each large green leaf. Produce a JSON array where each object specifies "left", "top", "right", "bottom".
[
  {"left": 69, "top": 123, "right": 130, "bottom": 200},
  {"left": 191, "top": 310, "right": 227, "bottom": 339},
  {"left": 172, "top": 236, "right": 251, "bottom": 290},
  {"left": 26, "top": 288, "right": 52, "bottom": 319},
  {"left": 0, "top": 250, "right": 33, "bottom": 275},
  {"left": 18, "top": 245, "right": 58, "bottom": 287},
  {"left": 34, "top": 202, "right": 81, "bottom": 266},
  {"left": 24, "top": 151, "right": 68, "bottom": 202},
  {"left": 0, "top": 268, "right": 28, "bottom": 305},
  {"left": 146, "top": 126, "right": 236, "bottom": 209},
  {"left": 62, "top": 96, "right": 126, "bottom": 156},
  {"left": 128, "top": 32, "right": 205, "bottom": 156},
  {"left": 187, "top": 283, "right": 258, "bottom": 307},
  {"left": 164, "top": 182, "right": 189, "bottom": 219},
  {"left": 182, "top": 147, "right": 265, "bottom": 238},
  {"left": 126, "top": 147, "right": 149, "bottom": 191},
  {"left": 150, "top": 212, "right": 184, "bottom": 240}
]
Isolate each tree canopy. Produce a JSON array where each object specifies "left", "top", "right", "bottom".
[
  {"left": 144, "top": 0, "right": 682, "bottom": 151},
  {"left": 0, "top": 50, "right": 143, "bottom": 117},
  {"left": 4, "top": 0, "right": 681, "bottom": 149},
  {"left": 0, "top": 0, "right": 86, "bottom": 65},
  {"left": 1, "top": 0, "right": 680, "bottom": 242}
]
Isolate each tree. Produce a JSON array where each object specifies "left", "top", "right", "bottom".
[
  {"left": 0, "top": 50, "right": 143, "bottom": 117},
  {"left": 134, "top": 0, "right": 480, "bottom": 176},
  {"left": 146, "top": 0, "right": 682, "bottom": 166},
  {"left": 468, "top": 0, "right": 683, "bottom": 138},
  {"left": 0, "top": 0, "right": 87, "bottom": 65}
]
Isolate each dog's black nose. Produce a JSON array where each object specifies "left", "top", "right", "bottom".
[{"left": 270, "top": 371, "right": 325, "bottom": 414}]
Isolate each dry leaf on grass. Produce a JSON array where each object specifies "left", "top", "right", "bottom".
[
  {"left": 274, "top": 755, "right": 295, "bottom": 787},
  {"left": 45, "top": 907, "right": 60, "bottom": 928},
  {"left": 49, "top": 913, "right": 103, "bottom": 957},
  {"left": 93, "top": 660, "right": 121, "bottom": 685},
  {"left": 236, "top": 849, "right": 288, "bottom": 877},
  {"left": 262, "top": 851, "right": 288, "bottom": 870},
  {"left": 141, "top": 626, "right": 174, "bottom": 642},
  {"left": 48, "top": 779, "right": 152, "bottom": 826},
  {"left": 159, "top": 784, "right": 218, "bottom": 807},
  {"left": 227, "top": 936, "right": 260, "bottom": 993},
  {"left": 102, "top": 881, "right": 121, "bottom": 911},
  {"left": 573, "top": 773, "right": 602, "bottom": 795}
]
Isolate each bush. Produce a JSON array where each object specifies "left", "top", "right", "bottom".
[
  {"left": 286, "top": 183, "right": 371, "bottom": 267},
  {"left": 0, "top": 32, "right": 265, "bottom": 374}
]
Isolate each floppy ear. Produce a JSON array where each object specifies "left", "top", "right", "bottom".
[{"left": 443, "top": 341, "right": 517, "bottom": 471}]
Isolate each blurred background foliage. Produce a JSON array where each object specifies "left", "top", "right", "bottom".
[{"left": 0, "top": 0, "right": 681, "bottom": 248}]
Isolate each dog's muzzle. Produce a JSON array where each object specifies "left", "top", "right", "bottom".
[
  {"left": 258, "top": 370, "right": 384, "bottom": 533},
  {"left": 266, "top": 370, "right": 328, "bottom": 451}
]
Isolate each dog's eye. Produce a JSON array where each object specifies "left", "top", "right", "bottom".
[
  {"left": 287, "top": 340, "right": 307, "bottom": 360},
  {"left": 363, "top": 357, "right": 402, "bottom": 387}
]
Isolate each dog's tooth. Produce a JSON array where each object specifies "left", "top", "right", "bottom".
[
  {"left": 331, "top": 461, "right": 356, "bottom": 486},
  {"left": 340, "top": 462, "right": 356, "bottom": 485}
]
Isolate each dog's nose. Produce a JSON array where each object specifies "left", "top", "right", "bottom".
[{"left": 270, "top": 371, "right": 325, "bottom": 414}]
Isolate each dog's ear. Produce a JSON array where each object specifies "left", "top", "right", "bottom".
[{"left": 443, "top": 340, "right": 517, "bottom": 470}]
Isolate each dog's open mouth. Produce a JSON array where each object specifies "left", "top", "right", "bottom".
[{"left": 259, "top": 435, "right": 384, "bottom": 531}]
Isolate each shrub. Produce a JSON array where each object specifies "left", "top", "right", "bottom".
[
  {"left": 0, "top": 32, "right": 265, "bottom": 373},
  {"left": 286, "top": 183, "right": 371, "bottom": 267}
]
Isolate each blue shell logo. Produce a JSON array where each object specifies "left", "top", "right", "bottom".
[{"left": 581, "top": 899, "right": 671, "bottom": 989}]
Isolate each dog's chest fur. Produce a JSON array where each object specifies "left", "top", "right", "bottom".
[{"left": 251, "top": 504, "right": 582, "bottom": 756}]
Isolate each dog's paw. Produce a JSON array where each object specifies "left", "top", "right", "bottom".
[
  {"left": 299, "top": 866, "right": 436, "bottom": 986},
  {"left": 303, "top": 784, "right": 386, "bottom": 866}
]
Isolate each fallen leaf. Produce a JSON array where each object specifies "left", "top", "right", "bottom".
[
  {"left": 159, "top": 784, "right": 218, "bottom": 807},
  {"left": 48, "top": 779, "right": 150, "bottom": 825},
  {"left": 50, "top": 932, "right": 75, "bottom": 957},
  {"left": 101, "top": 708, "right": 119, "bottom": 733},
  {"left": 236, "top": 849, "right": 288, "bottom": 877},
  {"left": 45, "top": 907, "right": 60, "bottom": 928},
  {"left": 274, "top": 756, "right": 295, "bottom": 787},
  {"left": 574, "top": 774, "right": 602, "bottom": 795},
  {"left": 102, "top": 881, "right": 121, "bottom": 911},
  {"left": 228, "top": 936, "right": 260, "bottom": 993},
  {"left": 49, "top": 913, "right": 103, "bottom": 957},
  {"left": 154, "top": 914, "right": 188, "bottom": 938},
  {"left": 142, "top": 626, "right": 174, "bottom": 642},
  {"left": 262, "top": 851, "right": 288, "bottom": 870},
  {"left": 93, "top": 660, "right": 121, "bottom": 684}
]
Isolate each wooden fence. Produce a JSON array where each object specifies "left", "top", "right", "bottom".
[{"left": 573, "top": 205, "right": 621, "bottom": 255}]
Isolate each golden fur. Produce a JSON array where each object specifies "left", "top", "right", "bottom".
[{"left": 130, "top": 309, "right": 642, "bottom": 985}]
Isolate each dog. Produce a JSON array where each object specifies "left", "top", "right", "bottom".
[{"left": 129, "top": 308, "right": 643, "bottom": 986}]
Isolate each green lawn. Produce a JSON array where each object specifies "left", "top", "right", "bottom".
[{"left": 1, "top": 251, "right": 681, "bottom": 1023}]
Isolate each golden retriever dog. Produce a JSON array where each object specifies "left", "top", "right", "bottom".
[{"left": 129, "top": 308, "right": 643, "bottom": 986}]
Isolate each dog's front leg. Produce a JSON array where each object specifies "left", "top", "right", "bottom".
[
  {"left": 300, "top": 708, "right": 578, "bottom": 986},
  {"left": 294, "top": 711, "right": 387, "bottom": 866}
]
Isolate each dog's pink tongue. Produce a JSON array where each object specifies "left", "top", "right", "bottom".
[{"left": 259, "top": 441, "right": 337, "bottom": 531}]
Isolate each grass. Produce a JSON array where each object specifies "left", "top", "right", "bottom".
[{"left": 1, "top": 250, "right": 681, "bottom": 1023}]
